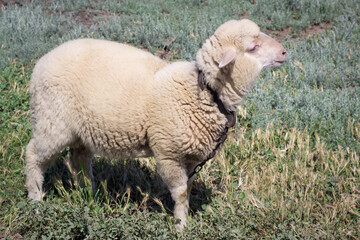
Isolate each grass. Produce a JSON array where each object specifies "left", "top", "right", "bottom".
[{"left": 1, "top": 0, "right": 359, "bottom": 239}]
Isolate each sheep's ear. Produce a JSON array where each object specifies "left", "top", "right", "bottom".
[{"left": 219, "top": 48, "right": 237, "bottom": 68}]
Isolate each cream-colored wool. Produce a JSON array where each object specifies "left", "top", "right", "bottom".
[{"left": 26, "top": 19, "right": 286, "bottom": 229}]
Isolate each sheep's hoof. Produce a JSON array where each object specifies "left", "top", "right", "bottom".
[{"left": 174, "top": 218, "right": 186, "bottom": 232}]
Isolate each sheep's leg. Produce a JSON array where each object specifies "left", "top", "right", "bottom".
[
  {"left": 157, "top": 159, "right": 191, "bottom": 230},
  {"left": 67, "top": 145, "right": 95, "bottom": 194},
  {"left": 26, "top": 138, "right": 58, "bottom": 200},
  {"left": 185, "top": 162, "right": 197, "bottom": 206}
]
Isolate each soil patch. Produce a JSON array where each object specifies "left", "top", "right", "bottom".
[
  {"left": 47, "top": 7, "right": 111, "bottom": 29},
  {"left": 0, "top": 0, "right": 30, "bottom": 8},
  {"left": 269, "top": 22, "right": 333, "bottom": 40},
  {"left": 233, "top": 12, "right": 332, "bottom": 41},
  {"left": 303, "top": 22, "right": 333, "bottom": 37},
  {"left": 69, "top": 10, "right": 110, "bottom": 28},
  {"left": 72, "top": 10, "right": 98, "bottom": 28},
  {"left": 0, "top": 231, "right": 23, "bottom": 240}
]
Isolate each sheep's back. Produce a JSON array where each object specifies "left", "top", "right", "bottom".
[{"left": 30, "top": 39, "right": 167, "bottom": 156}]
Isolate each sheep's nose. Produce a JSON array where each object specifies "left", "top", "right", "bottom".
[{"left": 280, "top": 47, "right": 287, "bottom": 61}]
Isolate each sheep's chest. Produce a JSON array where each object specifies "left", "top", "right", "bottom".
[
  {"left": 171, "top": 88, "right": 234, "bottom": 163},
  {"left": 188, "top": 121, "right": 229, "bottom": 163},
  {"left": 185, "top": 93, "right": 235, "bottom": 163},
  {"left": 176, "top": 105, "right": 230, "bottom": 164}
]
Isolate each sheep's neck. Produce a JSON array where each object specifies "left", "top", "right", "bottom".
[
  {"left": 198, "top": 69, "right": 236, "bottom": 128},
  {"left": 216, "top": 65, "right": 260, "bottom": 112}
]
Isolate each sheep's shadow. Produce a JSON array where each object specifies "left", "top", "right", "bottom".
[{"left": 43, "top": 151, "right": 213, "bottom": 215}]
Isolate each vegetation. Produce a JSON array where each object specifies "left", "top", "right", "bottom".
[{"left": 1, "top": 0, "right": 359, "bottom": 239}]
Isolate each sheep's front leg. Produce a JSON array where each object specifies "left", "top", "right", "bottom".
[
  {"left": 66, "top": 145, "right": 95, "bottom": 194},
  {"left": 157, "top": 159, "right": 192, "bottom": 230}
]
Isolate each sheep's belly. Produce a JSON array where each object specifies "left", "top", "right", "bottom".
[
  {"left": 95, "top": 141, "right": 154, "bottom": 159},
  {"left": 86, "top": 129, "right": 153, "bottom": 159},
  {"left": 105, "top": 145, "right": 154, "bottom": 159}
]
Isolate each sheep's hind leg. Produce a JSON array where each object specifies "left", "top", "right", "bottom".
[
  {"left": 26, "top": 138, "right": 59, "bottom": 201},
  {"left": 67, "top": 145, "right": 95, "bottom": 194},
  {"left": 157, "top": 159, "right": 191, "bottom": 230}
]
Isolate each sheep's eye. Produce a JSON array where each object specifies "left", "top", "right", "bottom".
[{"left": 249, "top": 44, "right": 259, "bottom": 52}]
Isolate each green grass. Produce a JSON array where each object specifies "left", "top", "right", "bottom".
[{"left": 1, "top": 0, "right": 359, "bottom": 239}]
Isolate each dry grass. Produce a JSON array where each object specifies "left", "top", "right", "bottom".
[{"left": 200, "top": 121, "right": 360, "bottom": 238}]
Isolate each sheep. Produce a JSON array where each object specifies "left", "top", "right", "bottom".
[{"left": 26, "top": 19, "right": 287, "bottom": 229}]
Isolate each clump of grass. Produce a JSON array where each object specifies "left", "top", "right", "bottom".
[
  {"left": 250, "top": 0, "right": 359, "bottom": 33},
  {"left": 0, "top": 61, "right": 31, "bottom": 206},
  {"left": 197, "top": 125, "right": 359, "bottom": 239},
  {"left": 0, "top": 4, "right": 94, "bottom": 68},
  {"left": 245, "top": 13, "right": 360, "bottom": 152}
]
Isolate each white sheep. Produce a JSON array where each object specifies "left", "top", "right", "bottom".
[{"left": 26, "top": 19, "right": 286, "bottom": 229}]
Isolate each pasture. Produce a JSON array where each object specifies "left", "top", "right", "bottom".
[{"left": 0, "top": 0, "right": 359, "bottom": 239}]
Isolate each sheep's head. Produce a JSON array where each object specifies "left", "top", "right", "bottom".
[
  {"left": 214, "top": 19, "right": 287, "bottom": 70},
  {"left": 196, "top": 19, "right": 287, "bottom": 110}
]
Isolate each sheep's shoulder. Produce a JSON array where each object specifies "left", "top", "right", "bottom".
[{"left": 148, "top": 62, "right": 227, "bottom": 161}]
